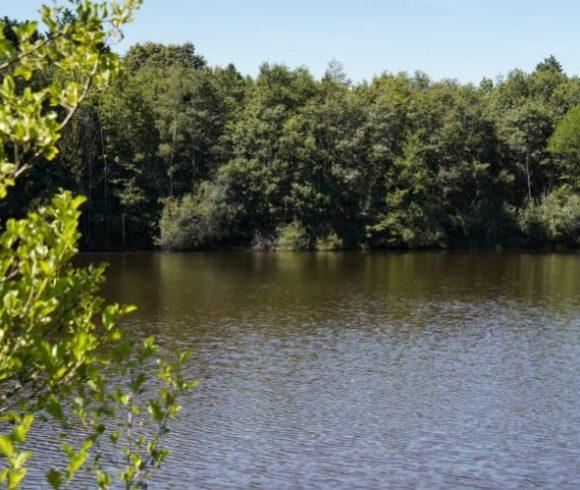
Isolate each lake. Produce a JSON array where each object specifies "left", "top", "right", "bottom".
[{"left": 37, "top": 251, "right": 580, "bottom": 488}]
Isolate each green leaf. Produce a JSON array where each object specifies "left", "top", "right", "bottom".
[
  {"left": 0, "top": 435, "right": 13, "bottom": 457},
  {"left": 46, "top": 468, "right": 62, "bottom": 489}
]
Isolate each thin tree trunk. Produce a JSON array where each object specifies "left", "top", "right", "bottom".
[
  {"left": 525, "top": 151, "right": 532, "bottom": 201},
  {"left": 168, "top": 118, "right": 178, "bottom": 196},
  {"left": 191, "top": 141, "right": 196, "bottom": 189},
  {"left": 100, "top": 125, "right": 108, "bottom": 207}
]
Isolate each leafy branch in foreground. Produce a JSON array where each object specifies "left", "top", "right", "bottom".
[{"left": 0, "top": 2, "right": 195, "bottom": 488}]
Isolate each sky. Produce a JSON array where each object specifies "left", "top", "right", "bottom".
[{"left": 3, "top": 0, "right": 580, "bottom": 83}]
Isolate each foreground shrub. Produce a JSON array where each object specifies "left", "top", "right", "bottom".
[
  {"left": 315, "top": 231, "right": 344, "bottom": 251},
  {"left": 275, "top": 221, "right": 312, "bottom": 251},
  {"left": 518, "top": 188, "right": 580, "bottom": 246},
  {"left": 0, "top": 3, "right": 195, "bottom": 488},
  {"left": 158, "top": 181, "right": 239, "bottom": 250}
]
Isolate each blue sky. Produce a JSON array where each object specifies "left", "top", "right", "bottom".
[{"left": 4, "top": 0, "right": 579, "bottom": 83}]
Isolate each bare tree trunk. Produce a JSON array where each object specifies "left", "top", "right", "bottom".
[
  {"left": 121, "top": 212, "right": 126, "bottom": 249},
  {"left": 168, "top": 118, "right": 178, "bottom": 196},
  {"left": 87, "top": 118, "right": 93, "bottom": 249},
  {"left": 100, "top": 125, "right": 108, "bottom": 207},
  {"left": 99, "top": 124, "right": 109, "bottom": 246},
  {"left": 191, "top": 141, "right": 196, "bottom": 189},
  {"left": 525, "top": 151, "right": 532, "bottom": 201}
]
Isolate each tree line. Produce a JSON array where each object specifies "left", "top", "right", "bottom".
[{"left": 2, "top": 38, "right": 579, "bottom": 250}]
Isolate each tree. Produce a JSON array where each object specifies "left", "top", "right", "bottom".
[
  {"left": 0, "top": 3, "right": 194, "bottom": 488},
  {"left": 548, "top": 104, "right": 580, "bottom": 189},
  {"left": 124, "top": 42, "right": 205, "bottom": 72},
  {"left": 323, "top": 59, "right": 350, "bottom": 86},
  {"left": 536, "top": 55, "right": 563, "bottom": 73},
  {"left": 495, "top": 99, "right": 553, "bottom": 201}
]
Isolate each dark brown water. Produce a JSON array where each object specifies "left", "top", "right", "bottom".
[{"left": 36, "top": 252, "right": 580, "bottom": 488}]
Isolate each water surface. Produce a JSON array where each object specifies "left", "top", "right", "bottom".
[{"left": 47, "top": 252, "right": 580, "bottom": 487}]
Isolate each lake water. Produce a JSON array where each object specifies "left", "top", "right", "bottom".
[{"left": 37, "top": 252, "right": 580, "bottom": 488}]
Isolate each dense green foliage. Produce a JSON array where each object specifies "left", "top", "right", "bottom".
[
  {"left": 0, "top": 3, "right": 194, "bottom": 488},
  {"left": 2, "top": 39, "right": 579, "bottom": 249}
]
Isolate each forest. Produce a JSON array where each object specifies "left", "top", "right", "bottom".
[{"left": 2, "top": 33, "right": 579, "bottom": 250}]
